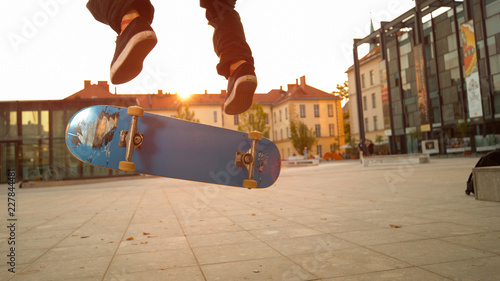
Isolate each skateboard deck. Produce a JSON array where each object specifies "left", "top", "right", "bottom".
[{"left": 65, "top": 105, "right": 281, "bottom": 188}]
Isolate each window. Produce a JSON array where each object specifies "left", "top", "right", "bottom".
[
  {"left": 329, "top": 124, "right": 335, "bottom": 136},
  {"left": 279, "top": 110, "right": 282, "bottom": 122},
  {"left": 286, "top": 127, "right": 290, "bottom": 138},
  {"left": 316, "top": 145, "right": 323, "bottom": 158},
  {"left": 328, "top": 104, "right": 334, "bottom": 117},
  {"left": 234, "top": 115, "right": 239, "bottom": 125},
  {"left": 370, "top": 70, "right": 375, "bottom": 85},
  {"left": 280, "top": 129, "right": 283, "bottom": 140},
  {"left": 372, "top": 93, "right": 376, "bottom": 108},
  {"left": 274, "top": 112, "right": 276, "bottom": 123},
  {"left": 300, "top": 105, "right": 306, "bottom": 118},
  {"left": 363, "top": 96, "right": 367, "bottom": 111},
  {"left": 314, "top": 104, "right": 320, "bottom": 117},
  {"left": 315, "top": 124, "right": 321, "bottom": 137},
  {"left": 361, "top": 74, "right": 366, "bottom": 88},
  {"left": 214, "top": 111, "right": 217, "bottom": 123},
  {"left": 249, "top": 114, "right": 254, "bottom": 125},
  {"left": 373, "top": 116, "right": 378, "bottom": 131},
  {"left": 265, "top": 114, "right": 269, "bottom": 124},
  {"left": 285, "top": 108, "right": 288, "bottom": 120},
  {"left": 365, "top": 118, "right": 369, "bottom": 132}
]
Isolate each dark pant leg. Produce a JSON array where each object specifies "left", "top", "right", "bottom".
[
  {"left": 200, "top": 0, "right": 254, "bottom": 78},
  {"left": 87, "top": 0, "right": 155, "bottom": 34}
]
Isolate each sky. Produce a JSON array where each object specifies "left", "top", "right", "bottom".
[{"left": 1, "top": 0, "right": 416, "bottom": 101}]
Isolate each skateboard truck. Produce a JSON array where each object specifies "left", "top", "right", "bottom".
[
  {"left": 118, "top": 106, "right": 144, "bottom": 172},
  {"left": 235, "top": 131, "right": 262, "bottom": 189}
]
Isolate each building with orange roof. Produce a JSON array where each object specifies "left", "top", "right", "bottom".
[{"left": 65, "top": 77, "right": 345, "bottom": 160}]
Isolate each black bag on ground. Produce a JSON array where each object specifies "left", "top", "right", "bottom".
[{"left": 466, "top": 149, "right": 500, "bottom": 195}]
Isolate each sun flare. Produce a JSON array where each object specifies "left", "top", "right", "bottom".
[{"left": 177, "top": 92, "right": 191, "bottom": 99}]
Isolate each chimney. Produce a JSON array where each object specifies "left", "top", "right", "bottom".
[
  {"left": 296, "top": 79, "right": 299, "bottom": 85},
  {"left": 287, "top": 84, "right": 297, "bottom": 92},
  {"left": 299, "top": 75, "right": 306, "bottom": 90},
  {"left": 280, "top": 85, "right": 283, "bottom": 91},
  {"left": 221, "top": 89, "right": 227, "bottom": 97},
  {"left": 158, "top": 89, "right": 163, "bottom": 95},
  {"left": 97, "top": 81, "right": 109, "bottom": 91},
  {"left": 205, "top": 89, "right": 207, "bottom": 94},
  {"left": 84, "top": 80, "right": 91, "bottom": 89}
]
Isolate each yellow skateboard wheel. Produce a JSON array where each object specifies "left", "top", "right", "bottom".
[
  {"left": 119, "top": 161, "right": 136, "bottom": 172},
  {"left": 248, "top": 131, "right": 262, "bottom": 140},
  {"left": 243, "top": 179, "right": 257, "bottom": 189},
  {"left": 127, "top": 106, "right": 144, "bottom": 117}
]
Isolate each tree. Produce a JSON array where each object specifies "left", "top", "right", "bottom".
[
  {"left": 346, "top": 136, "right": 358, "bottom": 157},
  {"left": 343, "top": 109, "right": 351, "bottom": 142},
  {"left": 237, "top": 103, "right": 270, "bottom": 138},
  {"left": 290, "top": 120, "right": 317, "bottom": 156},
  {"left": 332, "top": 81, "right": 349, "bottom": 102},
  {"left": 177, "top": 103, "right": 199, "bottom": 123},
  {"left": 375, "top": 135, "right": 384, "bottom": 154}
]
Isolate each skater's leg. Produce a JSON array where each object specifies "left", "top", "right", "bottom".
[
  {"left": 87, "top": 0, "right": 157, "bottom": 84},
  {"left": 200, "top": 0, "right": 257, "bottom": 115}
]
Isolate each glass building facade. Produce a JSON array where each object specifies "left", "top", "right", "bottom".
[
  {"left": 353, "top": 0, "right": 500, "bottom": 155},
  {"left": 0, "top": 98, "right": 137, "bottom": 184}
]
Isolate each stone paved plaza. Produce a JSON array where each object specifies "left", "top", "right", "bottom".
[{"left": 1, "top": 157, "right": 500, "bottom": 280}]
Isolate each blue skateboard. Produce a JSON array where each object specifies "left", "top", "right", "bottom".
[{"left": 65, "top": 105, "right": 281, "bottom": 188}]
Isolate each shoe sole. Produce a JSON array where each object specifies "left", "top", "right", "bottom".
[
  {"left": 224, "top": 75, "right": 257, "bottom": 115},
  {"left": 110, "top": 31, "right": 157, "bottom": 84}
]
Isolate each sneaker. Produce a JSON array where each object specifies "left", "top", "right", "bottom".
[
  {"left": 224, "top": 63, "right": 257, "bottom": 115},
  {"left": 110, "top": 17, "right": 157, "bottom": 84}
]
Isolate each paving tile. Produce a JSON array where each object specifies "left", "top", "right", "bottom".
[
  {"left": 310, "top": 219, "right": 384, "bottom": 234},
  {"left": 187, "top": 231, "right": 258, "bottom": 248},
  {"left": 18, "top": 228, "right": 75, "bottom": 241},
  {"left": 225, "top": 212, "right": 281, "bottom": 223},
  {"left": 288, "top": 247, "right": 410, "bottom": 279},
  {"left": 334, "top": 227, "right": 426, "bottom": 246},
  {"left": 356, "top": 213, "right": 434, "bottom": 228},
  {"left": 103, "top": 266, "right": 205, "bottom": 281},
  {"left": 201, "top": 256, "right": 317, "bottom": 281},
  {"left": 368, "top": 239, "right": 495, "bottom": 266},
  {"left": 441, "top": 231, "right": 500, "bottom": 254},
  {"left": 192, "top": 241, "right": 282, "bottom": 265},
  {"left": 236, "top": 217, "right": 302, "bottom": 231},
  {"left": 285, "top": 213, "right": 344, "bottom": 225},
  {"left": 250, "top": 225, "right": 323, "bottom": 241},
  {"left": 107, "top": 249, "right": 197, "bottom": 274},
  {"left": 422, "top": 256, "right": 500, "bottom": 281},
  {"left": 56, "top": 230, "right": 124, "bottom": 247},
  {"left": 399, "top": 222, "right": 491, "bottom": 238},
  {"left": 0, "top": 264, "right": 30, "bottom": 280},
  {"left": 181, "top": 218, "right": 244, "bottom": 236},
  {"left": 34, "top": 243, "right": 117, "bottom": 262},
  {"left": 116, "top": 236, "right": 189, "bottom": 254},
  {"left": 124, "top": 221, "right": 184, "bottom": 238},
  {"left": 14, "top": 237, "right": 62, "bottom": 250},
  {"left": 12, "top": 256, "right": 111, "bottom": 281},
  {"left": 323, "top": 267, "right": 450, "bottom": 280},
  {"left": 455, "top": 216, "right": 500, "bottom": 231},
  {"left": 266, "top": 234, "right": 357, "bottom": 256}
]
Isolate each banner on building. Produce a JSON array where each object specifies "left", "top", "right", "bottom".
[
  {"left": 414, "top": 44, "right": 430, "bottom": 129},
  {"left": 460, "top": 20, "right": 483, "bottom": 118},
  {"left": 379, "top": 60, "right": 391, "bottom": 131}
]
